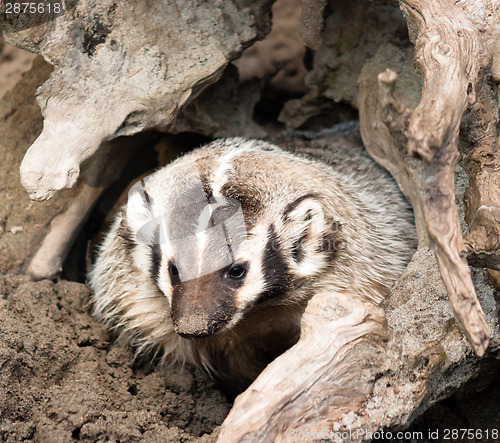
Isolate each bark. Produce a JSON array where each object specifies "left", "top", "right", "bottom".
[{"left": 359, "top": 0, "right": 499, "bottom": 357}]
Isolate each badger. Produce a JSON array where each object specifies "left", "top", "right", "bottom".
[{"left": 88, "top": 122, "right": 417, "bottom": 396}]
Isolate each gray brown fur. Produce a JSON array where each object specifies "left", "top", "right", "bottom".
[{"left": 89, "top": 122, "right": 417, "bottom": 395}]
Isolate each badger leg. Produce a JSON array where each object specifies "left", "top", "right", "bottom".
[{"left": 218, "top": 292, "right": 387, "bottom": 442}]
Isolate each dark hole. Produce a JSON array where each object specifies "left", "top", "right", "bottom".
[
  {"left": 128, "top": 384, "right": 138, "bottom": 396},
  {"left": 72, "top": 427, "right": 81, "bottom": 440}
]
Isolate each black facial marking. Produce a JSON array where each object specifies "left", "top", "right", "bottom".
[
  {"left": 139, "top": 179, "right": 153, "bottom": 206},
  {"left": 201, "top": 177, "right": 213, "bottom": 200},
  {"left": 291, "top": 231, "right": 308, "bottom": 263},
  {"left": 282, "top": 193, "right": 320, "bottom": 220},
  {"left": 220, "top": 182, "right": 262, "bottom": 227},
  {"left": 195, "top": 160, "right": 214, "bottom": 200},
  {"left": 259, "top": 225, "right": 292, "bottom": 302},
  {"left": 149, "top": 227, "right": 161, "bottom": 289}
]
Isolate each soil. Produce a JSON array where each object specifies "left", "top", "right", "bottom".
[
  {"left": 0, "top": 45, "right": 230, "bottom": 443},
  {"left": 0, "top": 275, "right": 230, "bottom": 442},
  {"left": 0, "top": 42, "right": 37, "bottom": 100}
]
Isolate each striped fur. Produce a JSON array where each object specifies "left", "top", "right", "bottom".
[{"left": 89, "top": 122, "right": 417, "bottom": 395}]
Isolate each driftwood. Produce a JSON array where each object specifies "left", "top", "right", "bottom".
[
  {"left": 2, "top": 0, "right": 500, "bottom": 440},
  {"left": 360, "top": 0, "right": 499, "bottom": 357},
  {"left": 25, "top": 135, "right": 149, "bottom": 280},
  {"left": 0, "top": 0, "right": 273, "bottom": 201},
  {"left": 1, "top": 0, "right": 273, "bottom": 279}
]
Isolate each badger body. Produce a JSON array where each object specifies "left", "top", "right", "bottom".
[{"left": 89, "top": 122, "right": 417, "bottom": 395}]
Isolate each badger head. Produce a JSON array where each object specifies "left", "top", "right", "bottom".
[{"left": 124, "top": 140, "right": 341, "bottom": 339}]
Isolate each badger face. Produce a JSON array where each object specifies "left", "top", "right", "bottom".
[
  {"left": 123, "top": 141, "right": 336, "bottom": 340},
  {"left": 160, "top": 190, "right": 251, "bottom": 338}
]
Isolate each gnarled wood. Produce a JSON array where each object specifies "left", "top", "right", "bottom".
[
  {"left": 0, "top": 0, "right": 273, "bottom": 201},
  {"left": 219, "top": 293, "right": 387, "bottom": 441},
  {"left": 461, "top": 84, "right": 500, "bottom": 271},
  {"left": 299, "top": 0, "right": 327, "bottom": 50},
  {"left": 361, "top": 67, "right": 490, "bottom": 357},
  {"left": 358, "top": 0, "right": 497, "bottom": 357},
  {"left": 400, "top": 0, "right": 491, "bottom": 162}
]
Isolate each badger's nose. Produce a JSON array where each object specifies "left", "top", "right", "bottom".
[
  {"left": 173, "top": 311, "right": 228, "bottom": 338},
  {"left": 170, "top": 270, "right": 236, "bottom": 338}
]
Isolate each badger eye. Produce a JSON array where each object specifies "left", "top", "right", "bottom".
[
  {"left": 168, "top": 263, "right": 179, "bottom": 277},
  {"left": 227, "top": 264, "right": 247, "bottom": 279}
]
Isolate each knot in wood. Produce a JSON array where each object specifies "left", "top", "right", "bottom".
[{"left": 436, "top": 42, "right": 453, "bottom": 57}]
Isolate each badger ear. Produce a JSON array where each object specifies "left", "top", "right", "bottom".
[
  {"left": 283, "top": 198, "right": 337, "bottom": 277},
  {"left": 125, "top": 179, "right": 157, "bottom": 245}
]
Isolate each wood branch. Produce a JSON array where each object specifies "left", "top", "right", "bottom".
[
  {"left": 219, "top": 293, "right": 388, "bottom": 441},
  {"left": 399, "top": 0, "right": 491, "bottom": 162},
  {"left": 357, "top": 0, "right": 497, "bottom": 358},
  {"left": 1, "top": 0, "right": 274, "bottom": 200},
  {"left": 461, "top": 84, "right": 500, "bottom": 271},
  {"left": 26, "top": 136, "right": 146, "bottom": 280},
  {"left": 363, "top": 66, "right": 490, "bottom": 357}
]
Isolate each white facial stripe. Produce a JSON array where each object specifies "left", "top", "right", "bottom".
[
  {"left": 195, "top": 196, "right": 216, "bottom": 276},
  {"left": 212, "top": 150, "right": 238, "bottom": 194},
  {"left": 231, "top": 222, "right": 268, "bottom": 309},
  {"left": 195, "top": 230, "right": 208, "bottom": 276},
  {"left": 292, "top": 252, "right": 327, "bottom": 278},
  {"left": 211, "top": 140, "right": 260, "bottom": 195}
]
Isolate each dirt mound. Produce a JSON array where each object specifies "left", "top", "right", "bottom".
[{"left": 0, "top": 275, "right": 230, "bottom": 442}]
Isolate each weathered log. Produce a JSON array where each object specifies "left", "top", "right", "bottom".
[
  {"left": 0, "top": 0, "right": 273, "bottom": 201},
  {"left": 26, "top": 134, "right": 151, "bottom": 281},
  {"left": 280, "top": 1, "right": 499, "bottom": 357},
  {"left": 299, "top": 0, "right": 327, "bottom": 50},
  {"left": 401, "top": 0, "right": 500, "bottom": 278},
  {"left": 461, "top": 84, "right": 500, "bottom": 271},
  {"left": 399, "top": 0, "right": 491, "bottom": 162},
  {"left": 358, "top": 0, "right": 500, "bottom": 357},
  {"left": 219, "top": 293, "right": 387, "bottom": 442}
]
